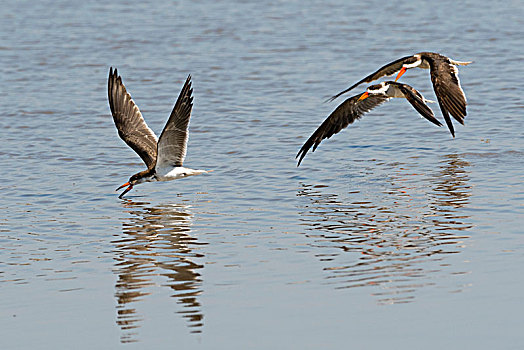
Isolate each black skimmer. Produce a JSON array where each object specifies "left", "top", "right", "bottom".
[
  {"left": 108, "top": 67, "right": 210, "bottom": 198},
  {"left": 296, "top": 81, "right": 441, "bottom": 166},
  {"left": 326, "top": 52, "right": 472, "bottom": 137}
]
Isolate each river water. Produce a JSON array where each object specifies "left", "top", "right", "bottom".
[{"left": 1, "top": 0, "right": 523, "bottom": 349}]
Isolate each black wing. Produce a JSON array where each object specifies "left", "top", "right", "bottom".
[
  {"left": 297, "top": 93, "right": 389, "bottom": 166},
  {"left": 326, "top": 55, "right": 415, "bottom": 103},
  {"left": 429, "top": 59, "right": 467, "bottom": 137},
  {"left": 156, "top": 75, "right": 193, "bottom": 169},
  {"left": 108, "top": 67, "right": 158, "bottom": 168},
  {"left": 389, "top": 82, "right": 442, "bottom": 127}
]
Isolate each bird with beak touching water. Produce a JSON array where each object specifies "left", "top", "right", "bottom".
[{"left": 108, "top": 68, "right": 210, "bottom": 199}]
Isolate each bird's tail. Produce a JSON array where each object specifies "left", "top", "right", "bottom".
[{"left": 450, "top": 59, "right": 472, "bottom": 66}]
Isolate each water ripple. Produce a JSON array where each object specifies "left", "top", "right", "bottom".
[{"left": 297, "top": 154, "right": 472, "bottom": 304}]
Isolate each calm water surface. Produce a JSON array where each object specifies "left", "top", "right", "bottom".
[{"left": 1, "top": 0, "right": 523, "bottom": 349}]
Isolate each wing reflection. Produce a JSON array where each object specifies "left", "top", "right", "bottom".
[
  {"left": 112, "top": 200, "right": 207, "bottom": 343},
  {"left": 297, "top": 154, "right": 472, "bottom": 304}
]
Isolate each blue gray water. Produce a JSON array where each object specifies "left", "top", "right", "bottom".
[{"left": 1, "top": 0, "right": 523, "bottom": 348}]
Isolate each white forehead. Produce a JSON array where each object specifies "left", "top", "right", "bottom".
[{"left": 367, "top": 82, "right": 389, "bottom": 94}]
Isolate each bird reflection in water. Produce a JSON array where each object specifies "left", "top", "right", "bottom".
[
  {"left": 112, "top": 200, "right": 207, "bottom": 343},
  {"left": 297, "top": 154, "right": 472, "bottom": 304}
]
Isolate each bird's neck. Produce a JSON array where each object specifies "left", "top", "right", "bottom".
[{"left": 418, "top": 59, "right": 431, "bottom": 69}]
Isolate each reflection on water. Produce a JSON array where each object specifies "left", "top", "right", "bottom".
[
  {"left": 427, "top": 154, "right": 472, "bottom": 230},
  {"left": 298, "top": 154, "right": 472, "bottom": 304},
  {"left": 112, "top": 201, "right": 207, "bottom": 343}
]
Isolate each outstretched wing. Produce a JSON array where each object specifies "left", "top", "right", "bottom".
[
  {"left": 155, "top": 75, "right": 193, "bottom": 169},
  {"left": 326, "top": 55, "right": 414, "bottom": 103},
  {"left": 297, "top": 93, "right": 389, "bottom": 166},
  {"left": 429, "top": 59, "right": 467, "bottom": 137},
  {"left": 108, "top": 67, "right": 158, "bottom": 168},
  {"left": 390, "top": 82, "right": 442, "bottom": 128}
]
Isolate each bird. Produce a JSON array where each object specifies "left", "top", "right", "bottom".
[
  {"left": 326, "top": 52, "right": 472, "bottom": 137},
  {"left": 296, "top": 81, "right": 442, "bottom": 166},
  {"left": 108, "top": 67, "right": 210, "bottom": 199}
]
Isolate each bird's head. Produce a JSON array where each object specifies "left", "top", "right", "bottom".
[
  {"left": 116, "top": 171, "right": 154, "bottom": 199},
  {"left": 395, "top": 55, "right": 422, "bottom": 82},
  {"left": 358, "top": 82, "right": 389, "bottom": 101}
]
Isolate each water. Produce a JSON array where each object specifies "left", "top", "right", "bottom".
[{"left": 1, "top": 0, "right": 523, "bottom": 348}]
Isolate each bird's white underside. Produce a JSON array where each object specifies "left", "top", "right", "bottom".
[{"left": 155, "top": 166, "right": 208, "bottom": 181}]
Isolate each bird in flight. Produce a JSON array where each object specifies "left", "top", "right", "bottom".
[
  {"left": 326, "top": 52, "right": 471, "bottom": 137},
  {"left": 297, "top": 81, "right": 441, "bottom": 166},
  {"left": 108, "top": 67, "right": 210, "bottom": 198}
]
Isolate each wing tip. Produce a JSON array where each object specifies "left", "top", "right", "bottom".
[
  {"left": 296, "top": 143, "right": 311, "bottom": 167},
  {"left": 183, "top": 74, "right": 193, "bottom": 101},
  {"left": 324, "top": 95, "right": 338, "bottom": 103},
  {"left": 296, "top": 153, "right": 305, "bottom": 167},
  {"left": 109, "top": 66, "right": 119, "bottom": 78}
]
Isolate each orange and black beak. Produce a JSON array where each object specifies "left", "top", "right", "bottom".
[
  {"left": 395, "top": 67, "right": 407, "bottom": 82},
  {"left": 358, "top": 91, "right": 369, "bottom": 101},
  {"left": 116, "top": 182, "right": 134, "bottom": 199}
]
